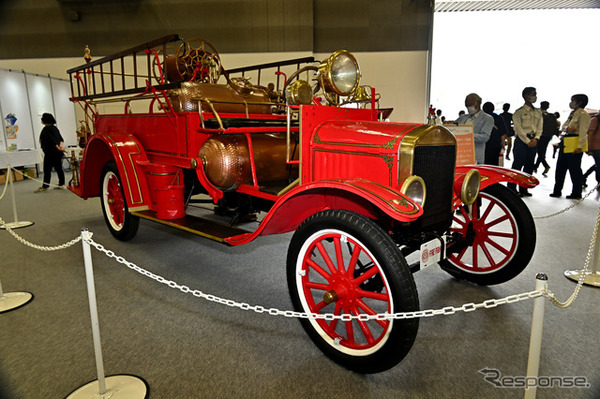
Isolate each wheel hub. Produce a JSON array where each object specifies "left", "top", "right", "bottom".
[
  {"left": 325, "top": 275, "right": 356, "bottom": 307},
  {"left": 323, "top": 290, "right": 338, "bottom": 304}
]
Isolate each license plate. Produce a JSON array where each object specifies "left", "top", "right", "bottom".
[{"left": 420, "top": 237, "right": 446, "bottom": 269}]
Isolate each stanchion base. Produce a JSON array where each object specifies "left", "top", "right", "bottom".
[
  {"left": 66, "top": 375, "right": 148, "bottom": 399},
  {"left": 0, "top": 291, "right": 33, "bottom": 313},
  {"left": 564, "top": 270, "right": 600, "bottom": 288},
  {"left": 1, "top": 221, "right": 34, "bottom": 230}
]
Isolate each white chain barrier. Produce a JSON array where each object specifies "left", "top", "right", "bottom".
[
  {"left": 0, "top": 162, "right": 597, "bottom": 313},
  {"left": 543, "top": 190, "right": 600, "bottom": 308},
  {"left": 85, "top": 236, "right": 546, "bottom": 320},
  {"left": 0, "top": 215, "right": 81, "bottom": 251},
  {"left": 533, "top": 182, "right": 600, "bottom": 220}
]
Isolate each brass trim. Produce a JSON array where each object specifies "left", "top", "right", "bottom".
[
  {"left": 129, "top": 205, "right": 150, "bottom": 212},
  {"left": 400, "top": 175, "right": 426, "bottom": 207},
  {"left": 312, "top": 123, "right": 414, "bottom": 149},
  {"left": 398, "top": 124, "right": 457, "bottom": 184},
  {"left": 317, "top": 50, "right": 361, "bottom": 96},
  {"left": 105, "top": 135, "right": 144, "bottom": 205},
  {"left": 461, "top": 169, "right": 481, "bottom": 205},
  {"left": 132, "top": 211, "right": 225, "bottom": 242},
  {"left": 278, "top": 178, "right": 300, "bottom": 196},
  {"left": 343, "top": 180, "right": 419, "bottom": 216},
  {"left": 312, "top": 148, "right": 394, "bottom": 186}
]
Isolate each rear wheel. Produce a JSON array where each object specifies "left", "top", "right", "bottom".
[
  {"left": 440, "top": 184, "right": 536, "bottom": 285},
  {"left": 287, "top": 210, "right": 419, "bottom": 373},
  {"left": 100, "top": 162, "right": 139, "bottom": 241}
]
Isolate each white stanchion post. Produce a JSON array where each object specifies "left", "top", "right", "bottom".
[
  {"left": 524, "top": 273, "right": 548, "bottom": 399},
  {"left": 564, "top": 219, "right": 600, "bottom": 287},
  {"left": 66, "top": 228, "right": 148, "bottom": 399},
  {"left": 0, "top": 164, "right": 33, "bottom": 230},
  {"left": 82, "top": 228, "right": 108, "bottom": 395}
]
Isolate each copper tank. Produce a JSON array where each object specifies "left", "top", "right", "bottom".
[
  {"left": 199, "top": 134, "right": 299, "bottom": 191},
  {"left": 169, "top": 82, "right": 272, "bottom": 114}
]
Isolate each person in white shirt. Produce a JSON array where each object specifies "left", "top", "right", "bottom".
[
  {"left": 507, "top": 87, "right": 543, "bottom": 197},
  {"left": 550, "top": 94, "right": 591, "bottom": 200},
  {"left": 455, "top": 93, "right": 494, "bottom": 164}
]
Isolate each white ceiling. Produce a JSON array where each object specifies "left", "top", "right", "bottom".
[{"left": 435, "top": 0, "right": 600, "bottom": 12}]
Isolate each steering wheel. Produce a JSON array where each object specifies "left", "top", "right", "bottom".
[{"left": 174, "top": 39, "right": 222, "bottom": 83}]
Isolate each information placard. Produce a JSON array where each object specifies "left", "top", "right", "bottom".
[{"left": 444, "top": 124, "right": 475, "bottom": 165}]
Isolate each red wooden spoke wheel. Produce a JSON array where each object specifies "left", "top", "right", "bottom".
[
  {"left": 440, "top": 184, "right": 536, "bottom": 285},
  {"left": 287, "top": 210, "right": 418, "bottom": 373},
  {"left": 100, "top": 162, "right": 139, "bottom": 241}
]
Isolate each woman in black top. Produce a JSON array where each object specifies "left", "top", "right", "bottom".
[{"left": 35, "top": 113, "right": 66, "bottom": 192}]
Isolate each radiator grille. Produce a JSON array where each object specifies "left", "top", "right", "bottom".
[{"left": 412, "top": 145, "right": 456, "bottom": 230}]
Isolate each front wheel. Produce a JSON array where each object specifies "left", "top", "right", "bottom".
[
  {"left": 100, "top": 161, "right": 139, "bottom": 241},
  {"left": 440, "top": 184, "right": 536, "bottom": 285},
  {"left": 286, "top": 210, "right": 419, "bottom": 373}
]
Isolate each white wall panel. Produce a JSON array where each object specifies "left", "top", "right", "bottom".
[
  {"left": 25, "top": 74, "right": 54, "bottom": 149},
  {"left": 51, "top": 79, "right": 78, "bottom": 147},
  {"left": 0, "top": 70, "right": 35, "bottom": 151}
]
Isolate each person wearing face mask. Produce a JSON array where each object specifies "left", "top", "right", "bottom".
[
  {"left": 549, "top": 94, "right": 591, "bottom": 200},
  {"left": 507, "top": 87, "right": 543, "bottom": 197},
  {"left": 455, "top": 93, "right": 494, "bottom": 164}
]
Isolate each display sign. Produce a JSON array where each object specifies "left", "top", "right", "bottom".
[
  {"left": 4, "top": 113, "right": 18, "bottom": 151},
  {"left": 420, "top": 237, "right": 447, "bottom": 270},
  {"left": 444, "top": 124, "right": 475, "bottom": 165}
]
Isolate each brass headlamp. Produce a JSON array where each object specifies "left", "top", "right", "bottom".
[
  {"left": 317, "top": 50, "right": 361, "bottom": 105},
  {"left": 400, "top": 175, "right": 426, "bottom": 207}
]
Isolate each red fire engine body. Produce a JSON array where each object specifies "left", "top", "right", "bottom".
[{"left": 67, "top": 35, "right": 538, "bottom": 373}]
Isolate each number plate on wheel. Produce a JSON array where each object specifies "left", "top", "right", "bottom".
[{"left": 420, "top": 237, "right": 446, "bottom": 269}]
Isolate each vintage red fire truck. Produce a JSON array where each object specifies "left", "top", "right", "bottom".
[{"left": 67, "top": 34, "right": 537, "bottom": 373}]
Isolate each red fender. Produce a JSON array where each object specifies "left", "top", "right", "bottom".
[
  {"left": 73, "top": 132, "right": 151, "bottom": 210},
  {"left": 225, "top": 178, "right": 422, "bottom": 245},
  {"left": 456, "top": 164, "right": 538, "bottom": 189},
  {"left": 454, "top": 165, "right": 539, "bottom": 207}
]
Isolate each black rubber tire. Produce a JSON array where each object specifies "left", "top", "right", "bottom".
[
  {"left": 100, "top": 161, "right": 139, "bottom": 241},
  {"left": 440, "top": 184, "right": 536, "bottom": 285},
  {"left": 286, "top": 209, "right": 419, "bottom": 374}
]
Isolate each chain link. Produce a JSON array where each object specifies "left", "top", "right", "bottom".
[
  {"left": 533, "top": 183, "right": 599, "bottom": 220},
  {"left": 0, "top": 215, "right": 82, "bottom": 250},
  {"left": 542, "top": 192, "right": 600, "bottom": 308},
  {"left": 86, "top": 236, "right": 545, "bottom": 321}
]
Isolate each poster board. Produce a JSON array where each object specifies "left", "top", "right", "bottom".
[
  {"left": 0, "top": 69, "right": 76, "bottom": 156},
  {"left": 0, "top": 69, "right": 35, "bottom": 151},
  {"left": 444, "top": 124, "right": 475, "bottom": 165}
]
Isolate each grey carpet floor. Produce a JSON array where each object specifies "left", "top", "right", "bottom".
[{"left": 1, "top": 157, "right": 599, "bottom": 399}]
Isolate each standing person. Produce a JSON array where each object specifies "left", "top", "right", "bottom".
[
  {"left": 435, "top": 109, "right": 443, "bottom": 125},
  {"left": 35, "top": 113, "right": 66, "bottom": 193},
  {"left": 482, "top": 102, "right": 507, "bottom": 165},
  {"left": 500, "top": 103, "right": 514, "bottom": 160},
  {"left": 455, "top": 93, "right": 494, "bottom": 164},
  {"left": 583, "top": 112, "right": 600, "bottom": 188},
  {"left": 534, "top": 101, "right": 559, "bottom": 176},
  {"left": 552, "top": 112, "right": 562, "bottom": 158},
  {"left": 507, "top": 87, "right": 542, "bottom": 197},
  {"left": 550, "top": 94, "right": 591, "bottom": 200}
]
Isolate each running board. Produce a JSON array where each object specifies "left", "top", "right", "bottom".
[{"left": 131, "top": 210, "right": 251, "bottom": 243}]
